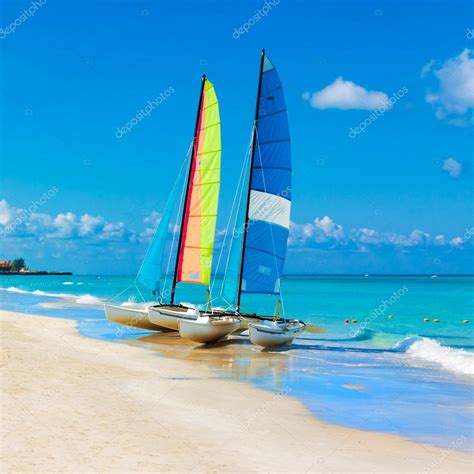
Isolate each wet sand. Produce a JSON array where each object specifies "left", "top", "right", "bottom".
[{"left": 1, "top": 310, "right": 472, "bottom": 472}]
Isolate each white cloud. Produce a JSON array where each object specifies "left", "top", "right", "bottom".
[
  {"left": 143, "top": 211, "right": 161, "bottom": 228},
  {"left": 100, "top": 222, "right": 130, "bottom": 241},
  {"left": 409, "top": 229, "right": 430, "bottom": 246},
  {"left": 140, "top": 211, "right": 162, "bottom": 242},
  {"left": 0, "top": 200, "right": 137, "bottom": 243},
  {"left": 424, "top": 49, "right": 474, "bottom": 125},
  {"left": 79, "top": 214, "right": 105, "bottom": 236},
  {"left": 314, "top": 215, "right": 345, "bottom": 239},
  {"left": 303, "top": 77, "right": 391, "bottom": 110},
  {"left": 289, "top": 216, "right": 347, "bottom": 248},
  {"left": 442, "top": 157, "right": 462, "bottom": 177},
  {"left": 51, "top": 212, "right": 77, "bottom": 238},
  {"left": 0, "top": 199, "right": 12, "bottom": 225},
  {"left": 2, "top": 199, "right": 469, "bottom": 260},
  {"left": 289, "top": 215, "right": 466, "bottom": 250},
  {"left": 421, "top": 59, "right": 437, "bottom": 78}
]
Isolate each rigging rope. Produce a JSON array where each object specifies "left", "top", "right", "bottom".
[
  {"left": 211, "top": 131, "right": 254, "bottom": 309},
  {"left": 162, "top": 141, "right": 194, "bottom": 303}
]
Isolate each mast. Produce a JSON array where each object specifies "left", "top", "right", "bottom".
[
  {"left": 236, "top": 49, "right": 265, "bottom": 313},
  {"left": 170, "top": 74, "right": 207, "bottom": 305}
]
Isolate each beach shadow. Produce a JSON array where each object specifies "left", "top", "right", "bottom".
[{"left": 257, "top": 342, "right": 394, "bottom": 355}]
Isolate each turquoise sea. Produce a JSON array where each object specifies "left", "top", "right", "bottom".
[{"left": 1, "top": 274, "right": 473, "bottom": 452}]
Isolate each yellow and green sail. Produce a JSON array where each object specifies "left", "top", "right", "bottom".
[{"left": 176, "top": 78, "right": 221, "bottom": 285}]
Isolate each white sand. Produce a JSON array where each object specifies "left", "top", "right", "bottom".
[{"left": 1, "top": 310, "right": 472, "bottom": 473}]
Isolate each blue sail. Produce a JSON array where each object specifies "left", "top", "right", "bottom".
[
  {"left": 136, "top": 166, "right": 185, "bottom": 300},
  {"left": 241, "top": 54, "right": 291, "bottom": 296},
  {"left": 222, "top": 53, "right": 291, "bottom": 309}
]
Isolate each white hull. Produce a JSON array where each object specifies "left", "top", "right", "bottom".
[
  {"left": 179, "top": 315, "right": 241, "bottom": 343},
  {"left": 148, "top": 305, "right": 200, "bottom": 331},
  {"left": 104, "top": 304, "right": 169, "bottom": 331},
  {"left": 249, "top": 320, "right": 305, "bottom": 348}
]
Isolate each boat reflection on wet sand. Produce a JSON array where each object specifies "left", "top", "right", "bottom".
[{"left": 126, "top": 332, "right": 290, "bottom": 382}]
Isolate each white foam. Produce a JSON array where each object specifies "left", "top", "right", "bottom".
[
  {"left": 2, "top": 286, "right": 29, "bottom": 294},
  {"left": 74, "top": 294, "right": 102, "bottom": 305},
  {"left": 0, "top": 287, "right": 72, "bottom": 298},
  {"left": 406, "top": 338, "right": 474, "bottom": 377},
  {"left": 32, "top": 290, "right": 74, "bottom": 298},
  {"left": 0, "top": 286, "right": 103, "bottom": 306},
  {"left": 62, "top": 281, "right": 74, "bottom": 285}
]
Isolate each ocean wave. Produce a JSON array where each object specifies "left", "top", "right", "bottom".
[
  {"left": 0, "top": 286, "right": 103, "bottom": 306},
  {"left": 0, "top": 286, "right": 71, "bottom": 298},
  {"left": 349, "top": 328, "right": 378, "bottom": 341},
  {"left": 299, "top": 328, "right": 378, "bottom": 343},
  {"left": 395, "top": 337, "right": 474, "bottom": 377},
  {"left": 31, "top": 289, "right": 78, "bottom": 298},
  {"left": 62, "top": 281, "right": 74, "bottom": 285},
  {"left": 75, "top": 294, "right": 103, "bottom": 305},
  {"left": 2, "top": 286, "right": 30, "bottom": 294}
]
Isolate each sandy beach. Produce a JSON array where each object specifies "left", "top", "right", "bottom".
[{"left": 1, "top": 310, "right": 472, "bottom": 473}]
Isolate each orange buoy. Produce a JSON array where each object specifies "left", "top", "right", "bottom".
[{"left": 344, "top": 319, "right": 350, "bottom": 324}]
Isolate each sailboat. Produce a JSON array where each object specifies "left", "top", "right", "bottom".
[
  {"left": 105, "top": 75, "right": 222, "bottom": 333},
  {"left": 221, "top": 49, "right": 305, "bottom": 348},
  {"left": 146, "top": 75, "right": 239, "bottom": 340}
]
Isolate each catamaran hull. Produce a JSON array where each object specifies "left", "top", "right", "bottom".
[
  {"left": 249, "top": 321, "right": 305, "bottom": 348},
  {"left": 104, "top": 304, "right": 169, "bottom": 331},
  {"left": 148, "top": 305, "right": 200, "bottom": 331},
  {"left": 179, "top": 316, "right": 241, "bottom": 344}
]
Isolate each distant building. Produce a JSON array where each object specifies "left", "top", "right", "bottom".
[{"left": 0, "top": 260, "right": 12, "bottom": 273}]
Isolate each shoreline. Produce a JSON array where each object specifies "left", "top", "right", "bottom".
[
  {"left": 0, "top": 272, "right": 72, "bottom": 276},
  {"left": 1, "top": 310, "right": 472, "bottom": 472}
]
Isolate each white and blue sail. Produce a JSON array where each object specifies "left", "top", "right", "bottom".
[{"left": 223, "top": 50, "right": 291, "bottom": 312}]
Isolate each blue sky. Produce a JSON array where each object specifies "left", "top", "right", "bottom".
[{"left": 1, "top": 0, "right": 473, "bottom": 274}]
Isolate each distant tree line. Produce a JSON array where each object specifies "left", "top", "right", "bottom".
[
  {"left": 0, "top": 258, "right": 26, "bottom": 272},
  {"left": 11, "top": 258, "right": 26, "bottom": 271}
]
